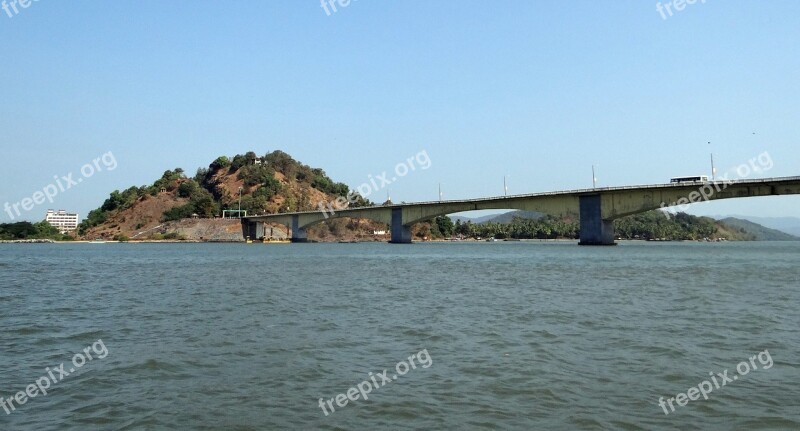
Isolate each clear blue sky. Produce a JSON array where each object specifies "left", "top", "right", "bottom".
[{"left": 2, "top": 0, "right": 799, "bottom": 223}]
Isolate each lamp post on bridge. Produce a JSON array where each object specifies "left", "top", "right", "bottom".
[
  {"left": 708, "top": 141, "right": 717, "bottom": 181},
  {"left": 238, "top": 187, "right": 243, "bottom": 218}
]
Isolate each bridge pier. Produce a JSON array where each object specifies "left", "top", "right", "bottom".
[
  {"left": 291, "top": 215, "right": 309, "bottom": 243},
  {"left": 242, "top": 220, "right": 264, "bottom": 241},
  {"left": 578, "top": 195, "right": 616, "bottom": 246},
  {"left": 390, "top": 208, "right": 412, "bottom": 244}
]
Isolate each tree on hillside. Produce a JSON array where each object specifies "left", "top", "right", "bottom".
[
  {"left": 178, "top": 181, "right": 200, "bottom": 198},
  {"left": 230, "top": 154, "right": 249, "bottom": 172},
  {"left": 148, "top": 169, "right": 187, "bottom": 195},
  {"left": 210, "top": 156, "right": 231, "bottom": 172},
  {"left": 265, "top": 150, "right": 298, "bottom": 175},
  {"left": 162, "top": 186, "right": 219, "bottom": 221}
]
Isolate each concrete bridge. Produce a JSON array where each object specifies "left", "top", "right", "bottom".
[{"left": 242, "top": 176, "right": 800, "bottom": 245}]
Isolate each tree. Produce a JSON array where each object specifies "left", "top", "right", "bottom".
[
  {"left": 177, "top": 181, "right": 200, "bottom": 198},
  {"left": 210, "top": 156, "right": 231, "bottom": 172},
  {"left": 230, "top": 154, "right": 249, "bottom": 172},
  {"left": 194, "top": 167, "right": 209, "bottom": 183},
  {"left": 265, "top": 150, "right": 296, "bottom": 172},
  {"left": 435, "top": 216, "right": 454, "bottom": 237},
  {"left": 455, "top": 220, "right": 474, "bottom": 237},
  {"left": 100, "top": 191, "right": 125, "bottom": 212},
  {"left": 0, "top": 222, "right": 36, "bottom": 239}
]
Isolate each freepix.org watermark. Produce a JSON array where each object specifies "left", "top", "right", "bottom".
[
  {"left": 318, "top": 349, "right": 433, "bottom": 417},
  {"left": 656, "top": 0, "right": 706, "bottom": 20},
  {"left": 2, "top": 0, "right": 41, "bottom": 19},
  {"left": 320, "top": 0, "right": 357, "bottom": 16},
  {"left": 660, "top": 151, "right": 773, "bottom": 219},
  {"left": 1, "top": 339, "right": 109, "bottom": 415},
  {"left": 317, "top": 150, "right": 432, "bottom": 218},
  {"left": 3, "top": 151, "right": 117, "bottom": 221},
  {"left": 657, "top": 349, "right": 773, "bottom": 415}
]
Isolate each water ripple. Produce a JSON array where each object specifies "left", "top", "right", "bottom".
[{"left": 0, "top": 242, "right": 798, "bottom": 430}]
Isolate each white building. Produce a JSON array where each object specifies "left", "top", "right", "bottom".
[{"left": 45, "top": 210, "right": 79, "bottom": 233}]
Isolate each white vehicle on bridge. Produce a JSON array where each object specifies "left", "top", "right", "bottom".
[{"left": 670, "top": 175, "right": 710, "bottom": 183}]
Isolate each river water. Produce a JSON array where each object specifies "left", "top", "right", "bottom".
[{"left": 1, "top": 241, "right": 798, "bottom": 430}]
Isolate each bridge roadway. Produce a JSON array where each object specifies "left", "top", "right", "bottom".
[{"left": 242, "top": 176, "right": 800, "bottom": 245}]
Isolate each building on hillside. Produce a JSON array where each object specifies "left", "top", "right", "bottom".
[{"left": 45, "top": 209, "right": 79, "bottom": 233}]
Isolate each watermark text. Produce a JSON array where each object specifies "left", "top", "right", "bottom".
[
  {"left": 1, "top": 339, "right": 109, "bottom": 415},
  {"left": 660, "top": 151, "right": 773, "bottom": 219},
  {"left": 3, "top": 151, "right": 117, "bottom": 221},
  {"left": 2, "top": 0, "right": 42, "bottom": 19},
  {"left": 317, "top": 150, "right": 431, "bottom": 218},
  {"left": 318, "top": 348, "right": 432, "bottom": 417},
  {"left": 656, "top": 0, "right": 706, "bottom": 20},
  {"left": 658, "top": 349, "right": 773, "bottom": 415}
]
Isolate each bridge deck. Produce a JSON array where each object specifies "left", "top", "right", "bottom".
[{"left": 245, "top": 176, "right": 800, "bottom": 220}]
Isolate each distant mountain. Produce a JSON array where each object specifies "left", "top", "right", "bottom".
[
  {"left": 483, "top": 210, "right": 545, "bottom": 224},
  {"left": 451, "top": 213, "right": 506, "bottom": 224},
  {"left": 718, "top": 218, "right": 800, "bottom": 241},
  {"left": 452, "top": 210, "right": 544, "bottom": 225},
  {"left": 450, "top": 214, "right": 497, "bottom": 224},
  {"left": 727, "top": 216, "right": 800, "bottom": 237}
]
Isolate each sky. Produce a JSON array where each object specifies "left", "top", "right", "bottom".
[{"left": 1, "top": 0, "right": 799, "bottom": 223}]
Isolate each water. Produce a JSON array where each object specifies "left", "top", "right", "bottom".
[{"left": 1, "top": 241, "right": 799, "bottom": 430}]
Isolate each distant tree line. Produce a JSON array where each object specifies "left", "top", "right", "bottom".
[
  {"left": 430, "top": 215, "right": 579, "bottom": 240},
  {"left": 0, "top": 221, "right": 73, "bottom": 240},
  {"left": 614, "top": 211, "right": 717, "bottom": 240},
  {"left": 418, "top": 211, "right": 723, "bottom": 241}
]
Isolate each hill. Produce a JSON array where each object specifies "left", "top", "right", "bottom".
[
  {"left": 724, "top": 215, "right": 800, "bottom": 237},
  {"left": 78, "top": 151, "right": 386, "bottom": 241},
  {"left": 717, "top": 218, "right": 799, "bottom": 241}
]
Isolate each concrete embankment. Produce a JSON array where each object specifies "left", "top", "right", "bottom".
[
  {"left": 130, "top": 218, "right": 250, "bottom": 242},
  {"left": 130, "top": 218, "right": 292, "bottom": 242}
]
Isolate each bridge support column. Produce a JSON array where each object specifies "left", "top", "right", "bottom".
[
  {"left": 291, "top": 215, "right": 308, "bottom": 243},
  {"left": 241, "top": 220, "right": 263, "bottom": 241},
  {"left": 579, "top": 195, "right": 616, "bottom": 246},
  {"left": 390, "top": 208, "right": 412, "bottom": 244}
]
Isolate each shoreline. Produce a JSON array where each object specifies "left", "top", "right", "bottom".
[{"left": 1, "top": 238, "right": 791, "bottom": 245}]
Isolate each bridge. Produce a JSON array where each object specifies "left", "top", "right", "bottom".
[{"left": 242, "top": 176, "right": 800, "bottom": 245}]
